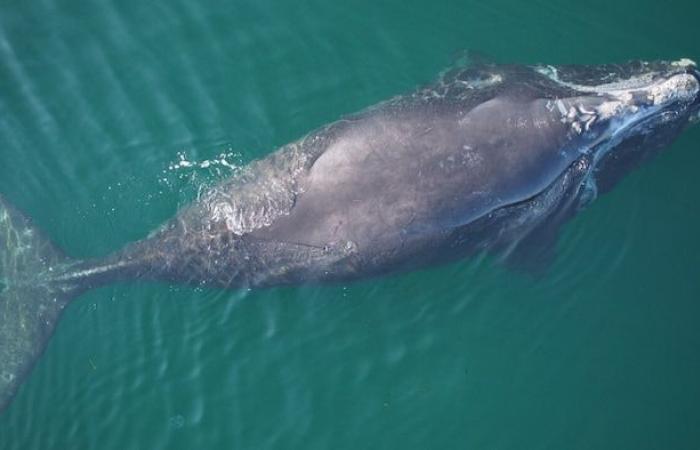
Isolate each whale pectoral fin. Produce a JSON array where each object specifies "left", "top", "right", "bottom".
[
  {"left": 499, "top": 220, "right": 562, "bottom": 278},
  {"left": 497, "top": 155, "right": 593, "bottom": 277},
  {"left": 498, "top": 184, "right": 588, "bottom": 278}
]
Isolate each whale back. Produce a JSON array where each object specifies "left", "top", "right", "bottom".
[{"left": 251, "top": 87, "right": 584, "bottom": 256}]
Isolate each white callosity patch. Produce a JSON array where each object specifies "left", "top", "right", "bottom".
[
  {"left": 672, "top": 58, "right": 697, "bottom": 69},
  {"left": 648, "top": 73, "right": 699, "bottom": 106},
  {"left": 536, "top": 59, "right": 697, "bottom": 94},
  {"left": 534, "top": 59, "right": 699, "bottom": 204},
  {"left": 536, "top": 64, "right": 655, "bottom": 92},
  {"left": 591, "top": 72, "right": 699, "bottom": 130},
  {"left": 538, "top": 60, "right": 699, "bottom": 136}
]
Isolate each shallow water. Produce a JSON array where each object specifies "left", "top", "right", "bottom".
[{"left": 1, "top": 0, "right": 700, "bottom": 448}]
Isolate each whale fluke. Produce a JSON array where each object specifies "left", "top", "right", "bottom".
[{"left": 0, "top": 195, "right": 80, "bottom": 412}]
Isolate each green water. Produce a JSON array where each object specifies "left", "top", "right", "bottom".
[{"left": 1, "top": 0, "right": 700, "bottom": 448}]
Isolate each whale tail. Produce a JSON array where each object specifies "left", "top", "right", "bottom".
[{"left": 0, "top": 195, "right": 82, "bottom": 413}]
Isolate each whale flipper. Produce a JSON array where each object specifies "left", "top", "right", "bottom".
[
  {"left": 0, "top": 195, "right": 78, "bottom": 412},
  {"left": 500, "top": 217, "right": 564, "bottom": 277}
]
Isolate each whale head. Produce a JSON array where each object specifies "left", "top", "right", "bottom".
[{"left": 534, "top": 59, "right": 700, "bottom": 193}]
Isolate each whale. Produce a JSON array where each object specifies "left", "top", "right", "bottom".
[{"left": 1, "top": 58, "right": 699, "bottom": 413}]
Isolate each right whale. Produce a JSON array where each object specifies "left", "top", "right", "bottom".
[{"left": 1, "top": 58, "right": 699, "bottom": 413}]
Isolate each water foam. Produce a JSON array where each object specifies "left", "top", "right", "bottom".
[
  {"left": 158, "top": 149, "right": 245, "bottom": 202},
  {"left": 168, "top": 151, "right": 241, "bottom": 172}
]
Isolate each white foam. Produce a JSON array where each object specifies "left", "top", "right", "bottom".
[
  {"left": 168, "top": 151, "right": 240, "bottom": 172},
  {"left": 671, "top": 58, "right": 697, "bottom": 68}
]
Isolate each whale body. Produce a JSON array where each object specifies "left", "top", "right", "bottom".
[{"left": 1, "top": 58, "right": 699, "bottom": 413}]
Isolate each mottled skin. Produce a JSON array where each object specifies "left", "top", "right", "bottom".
[{"left": 1, "top": 59, "right": 699, "bottom": 413}]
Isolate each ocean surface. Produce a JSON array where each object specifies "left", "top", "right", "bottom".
[{"left": 1, "top": 0, "right": 699, "bottom": 448}]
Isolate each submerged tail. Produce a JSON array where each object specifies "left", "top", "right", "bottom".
[{"left": 0, "top": 195, "right": 82, "bottom": 413}]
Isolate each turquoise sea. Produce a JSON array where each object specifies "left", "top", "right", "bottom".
[{"left": 1, "top": 0, "right": 699, "bottom": 448}]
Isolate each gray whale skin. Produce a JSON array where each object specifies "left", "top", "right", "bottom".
[{"left": 2, "top": 58, "right": 700, "bottom": 413}]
